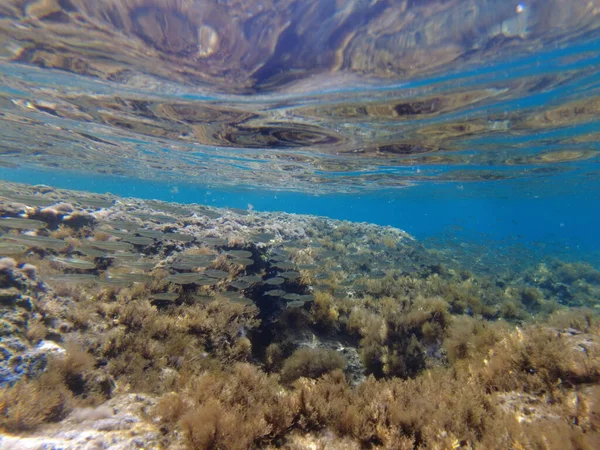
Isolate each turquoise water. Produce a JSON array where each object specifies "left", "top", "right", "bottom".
[{"left": 1, "top": 166, "right": 599, "bottom": 265}]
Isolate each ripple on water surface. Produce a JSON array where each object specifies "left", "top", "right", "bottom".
[{"left": 0, "top": 0, "right": 598, "bottom": 193}]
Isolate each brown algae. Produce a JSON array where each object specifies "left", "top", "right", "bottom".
[{"left": 0, "top": 182, "right": 599, "bottom": 449}]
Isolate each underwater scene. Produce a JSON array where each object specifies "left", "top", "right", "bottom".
[{"left": 1, "top": 1, "right": 600, "bottom": 449}]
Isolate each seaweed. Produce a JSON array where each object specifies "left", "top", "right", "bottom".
[
  {"left": 280, "top": 347, "right": 346, "bottom": 384},
  {"left": 0, "top": 362, "right": 71, "bottom": 432},
  {"left": 157, "top": 364, "right": 298, "bottom": 450},
  {"left": 2, "top": 182, "right": 600, "bottom": 449},
  {"left": 0, "top": 344, "right": 97, "bottom": 432}
]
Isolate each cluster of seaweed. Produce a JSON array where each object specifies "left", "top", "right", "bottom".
[{"left": 1, "top": 182, "right": 600, "bottom": 449}]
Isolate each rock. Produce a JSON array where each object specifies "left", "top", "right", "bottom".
[
  {"left": 35, "top": 340, "right": 66, "bottom": 356},
  {"left": 20, "top": 264, "right": 37, "bottom": 280},
  {"left": 0, "top": 265, "right": 56, "bottom": 386},
  {"left": 0, "top": 394, "right": 171, "bottom": 450},
  {"left": 338, "top": 345, "right": 365, "bottom": 386},
  {"left": 1, "top": 337, "right": 28, "bottom": 353},
  {"left": 0, "top": 340, "right": 65, "bottom": 387},
  {"left": 0, "top": 288, "right": 20, "bottom": 304},
  {"left": 0, "top": 258, "right": 16, "bottom": 271},
  {"left": 282, "top": 431, "right": 360, "bottom": 450},
  {"left": 25, "top": 0, "right": 64, "bottom": 21},
  {"left": 293, "top": 334, "right": 365, "bottom": 386},
  {"left": 0, "top": 320, "right": 18, "bottom": 337},
  {"left": 62, "top": 212, "right": 96, "bottom": 229},
  {"left": 497, "top": 391, "right": 563, "bottom": 424},
  {"left": 16, "top": 295, "right": 33, "bottom": 311}
]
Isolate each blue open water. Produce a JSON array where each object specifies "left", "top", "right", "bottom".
[{"left": 1, "top": 165, "right": 598, "bottom": 266}]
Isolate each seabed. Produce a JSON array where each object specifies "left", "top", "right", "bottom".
[{"left": 0, "top": 180, "right": 599, "bottom": 449}]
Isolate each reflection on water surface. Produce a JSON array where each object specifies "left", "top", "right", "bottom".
[{"left": 0, "top": 0, "right": 599, "bottom": 192}]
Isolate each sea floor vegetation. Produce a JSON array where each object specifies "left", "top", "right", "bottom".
[{"left": 0, "top": 181, "right": 599, "bottom": 449}]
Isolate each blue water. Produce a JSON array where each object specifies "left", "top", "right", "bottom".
[
  {"left": 2, "top": 166, "right": 598, "bottom": 267},
  {"left": 1, "top": 0, "right": 600, "bottom": 267}
]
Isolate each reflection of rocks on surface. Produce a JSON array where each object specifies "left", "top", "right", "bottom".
[
  {"left": 2, "top": 0, "right": 599, "bottom": 91},
  {"left": 1, "top": 1, "right": 600, "bottom": 192}
]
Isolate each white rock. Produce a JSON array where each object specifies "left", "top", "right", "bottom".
[
  {"left": 35, "top": 340, "right": 66, "bottom": 355},
  {"left": 0, "top": 394, "right": 169, "bottom": 450}
]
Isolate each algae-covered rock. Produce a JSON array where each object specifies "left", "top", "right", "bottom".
[
  {"left": 0, "top": 261, "right": 65, "bottom": 387},
  {"left": 1, "top": 181, "right": 600, "bottom": 449},
  {"left": 0, "top": 288, "right": 20, "bottom": 304},
  {"left": 0, "top": 340, "right": 65, "bottom": 387},
  {"left": 0, "top": 394, "right": 166, "bottom": 450}
]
